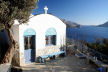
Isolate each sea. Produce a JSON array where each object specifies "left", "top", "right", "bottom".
[{"left": 66, "top": 26, "right": 108, "bottom": 43}]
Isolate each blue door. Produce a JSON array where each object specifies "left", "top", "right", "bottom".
[{"left": 24, "top": 35, "right": 35, "bottom": 63}]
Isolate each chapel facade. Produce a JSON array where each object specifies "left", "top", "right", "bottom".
[{"left": 12, "top": 6, "right": 66, "bottom": 66}]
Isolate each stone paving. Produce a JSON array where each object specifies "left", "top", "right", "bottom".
[{"left": 21, "top": 55, "right": 97, "bottom": 72}]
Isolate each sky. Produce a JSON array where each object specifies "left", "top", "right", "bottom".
[{"left": 33, "top": 0, "right": 108, "bottom": 25}]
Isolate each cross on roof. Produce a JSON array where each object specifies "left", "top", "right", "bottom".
[{"left": 44, "top": 6, "right": 48, "bottom": 14}]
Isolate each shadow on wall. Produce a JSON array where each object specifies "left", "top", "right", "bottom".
[{"left": 0, "top": 30, "right": 9, "bottom": 62}]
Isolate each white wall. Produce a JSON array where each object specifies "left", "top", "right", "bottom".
[{"left": 12, "top": 25, "right": 19, "bottom": 42}]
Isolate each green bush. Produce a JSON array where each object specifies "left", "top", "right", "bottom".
[{"left": 86, "top": 38, "right": 108, "bottom": 56}]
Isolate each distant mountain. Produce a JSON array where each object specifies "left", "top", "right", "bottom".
[
  {"left": 61, "top": 19, "right": 80, "bottom": 28},
  {"left": 99, "top": 21, "right": 108, "bottom": 27}
]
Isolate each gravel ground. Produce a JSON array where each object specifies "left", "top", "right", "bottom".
[{"left": 21, "top": 55, "right": 97, "bottom": 72}]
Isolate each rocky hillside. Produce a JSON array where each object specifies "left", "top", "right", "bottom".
[
  {"left": 99, "top": 21, "right": 108, "bottom": 27},
  {"left": 61, "top": 19, "right": 80, "bottom": 28}
]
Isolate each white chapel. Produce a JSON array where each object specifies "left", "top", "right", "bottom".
[{"left": 12, "top": 6, "right": 66, "bottom": 66}]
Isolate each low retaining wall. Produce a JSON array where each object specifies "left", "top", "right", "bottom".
[{"left": 0, "top": 63, "right": 11, "bottom": 72}]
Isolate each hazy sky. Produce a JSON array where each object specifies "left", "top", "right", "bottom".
[{"left": 33, "top": 0, "right": 108, "bottom": 25}]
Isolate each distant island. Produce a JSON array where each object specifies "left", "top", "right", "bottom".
[
  {"left": 98, "top": 21, "right": 108, "bottom": 27},
  {"left": 61, "top": 19, "right": 81, "bottom": 28}
]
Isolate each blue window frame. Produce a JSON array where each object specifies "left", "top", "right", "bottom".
[{"left": 45, "top": 28, "right": 56, "bottom": 46}]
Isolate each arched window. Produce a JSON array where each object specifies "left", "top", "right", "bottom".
[{"left": 45, "top": 28, "right": 56, "bottom": 46}]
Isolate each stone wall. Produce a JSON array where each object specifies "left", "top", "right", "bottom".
[{"left": 36, "top": 45, "right": 61, "bottom": 57}]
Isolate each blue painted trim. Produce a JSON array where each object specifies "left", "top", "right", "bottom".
[
  {"left": 46, "top": 28, "right": 56, "bottom": 35},
  {"left": 24, "top": 28, "right": 36, "bottom": 36}
]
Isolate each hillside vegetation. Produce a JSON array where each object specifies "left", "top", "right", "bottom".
[{"left": 86, "top": 38, "right": 108, "bottom": 56}]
